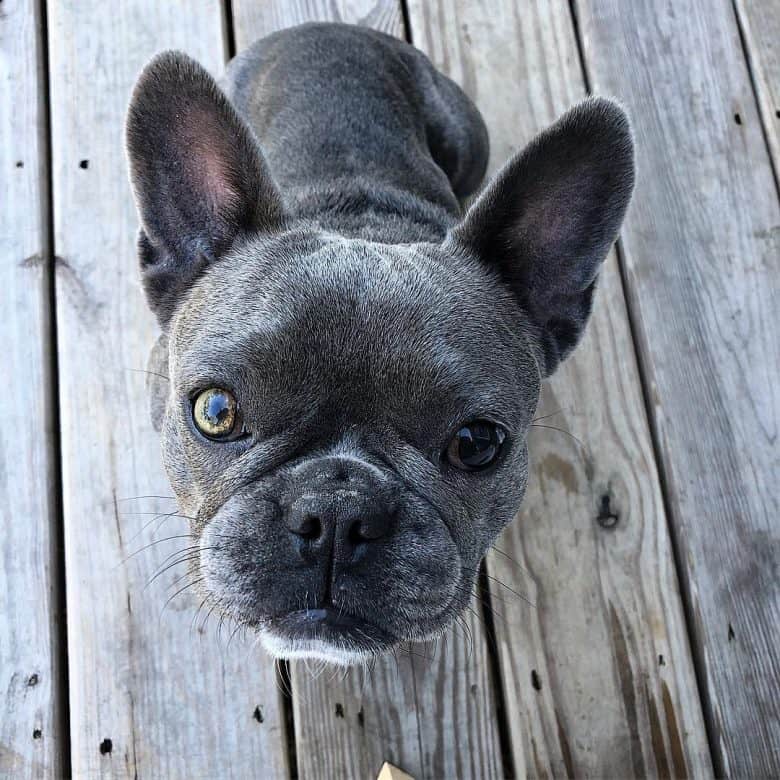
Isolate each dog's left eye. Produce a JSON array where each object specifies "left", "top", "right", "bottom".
[
  {"left": 446, "top": 420, "right": 507, "bottom": 471},
  {"left": 192, "top": 388, "right": 247, "bottom": 441}
]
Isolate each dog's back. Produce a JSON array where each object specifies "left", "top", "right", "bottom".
[{"left": 222, "top": 23, "right": 489, "bottom": 239}]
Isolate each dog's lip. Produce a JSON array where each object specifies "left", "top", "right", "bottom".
[{"left": 268, "top": 606, "right": 394, "bottom": 645}]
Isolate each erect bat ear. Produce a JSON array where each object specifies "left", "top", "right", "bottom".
[
  {"left": 447, "top": 97, "right": 635, "bottom": 376},
  {"left": 126, "top": 51, "right": 285, "bottom": 327}
]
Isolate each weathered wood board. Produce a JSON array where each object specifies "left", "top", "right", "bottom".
[
  {"left": 47, "top": 1, "right": 288, "bottom": 776},
  {"left": 231, "top": 0, "right": 404, "bottom": 44},
  {"left": 405, "top": 1, "right": 713, "bottom": 776},
  {"left": 0, "top": 1, "right": 63, "bottom": 777},
  {"left": 575, "top": 0, "right": 780, "bottom": 774},
  {"left": 288, "top": 622, "right": 504, "bottom": 780},
  {"left": 230, "top": 3, "right": 505, "bottom": 777},
  {"left": 10, "top": 0, "right": 775, "bottom": 775},
  {"left": 735, "top": 0, "right": 780, "bottom": 176}
]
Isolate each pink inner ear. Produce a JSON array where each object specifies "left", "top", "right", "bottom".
[{"left": 176, "top": 105, "right": 243, "bottom": 219}]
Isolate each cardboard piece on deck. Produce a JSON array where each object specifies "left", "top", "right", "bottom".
[{"left": 377, "top": 761, "right": 415, "bottom": 780}]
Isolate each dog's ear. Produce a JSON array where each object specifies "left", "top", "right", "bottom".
[
  {"left": 447, "top": 97, "right": 634, "bottom": 376},
  {"left": 126, "top": 51, "right": 284, "bottom": 327}
]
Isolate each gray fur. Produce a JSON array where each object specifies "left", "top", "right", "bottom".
[{"left": 126, "top": 23, "right": 634, "bottom": 664}]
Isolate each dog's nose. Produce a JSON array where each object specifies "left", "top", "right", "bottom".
[
  {"left": 286, "top": 495, "right": 393, "bottom": 545},
  {"left": 284, "top": 456, "right": 396, "bottom": 560}
]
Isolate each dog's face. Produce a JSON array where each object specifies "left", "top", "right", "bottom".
[{"left": 127, "top": 53, "right": 633, "bottom": 663}]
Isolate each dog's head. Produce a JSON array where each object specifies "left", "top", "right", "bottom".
[{"left": 126, "top": 53, "right": 634, "bottom": 664}]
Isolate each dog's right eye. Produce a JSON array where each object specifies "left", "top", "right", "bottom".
[
  {"left": 191, "top": 388, "right": 247, "bottom": 441},
  {"left": 446, "top": 420, "right": 507, "bottom": 471}
]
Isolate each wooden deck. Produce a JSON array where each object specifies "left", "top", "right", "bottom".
[{"left": 2, "top": 0, "right": 778, "bottom": 777}]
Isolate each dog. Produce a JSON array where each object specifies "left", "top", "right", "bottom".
[{"left": 125, "top": 22, "right": 634, "bottom": 665}]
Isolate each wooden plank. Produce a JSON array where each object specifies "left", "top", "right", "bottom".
[
  {"left": 230, "top": 4, "right": 505, "bottom": 778},
  {"left": 231, "top": 0, "right": 404, "bottom": 48},
  {"left": 292, "top": 604, "right": 504, "bottom": 779},
  {"left": 47, "top": 2, "right": 289, "bottom": 776},
  {"left": 735, "top": 0, "right": 780, "bottom": 176},
  {"left": 573, "top": 0, "right": 780, "bottom": 774},
  {"left": 406, "top": 1, "right": 713, "bottom": 776},
  {"left": 288, "top": 607, "right": 503, "bottom": 780},
  {"left": 289, "top": 652, "right": 421, "bottom": 779},
  {"left": 0, "top": 0, "right": 64, "bottom": 777}
]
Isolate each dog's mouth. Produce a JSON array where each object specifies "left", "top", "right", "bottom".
[{"left": 260, "top": 606, "right": 396, "bottom": 664}]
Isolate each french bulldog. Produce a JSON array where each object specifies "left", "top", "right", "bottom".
[{"left": 126, "top": 22, "right": 634, "bottom": 665}]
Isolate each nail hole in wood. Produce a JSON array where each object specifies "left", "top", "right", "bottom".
[
  {"left": 728, "top": 623, "right": 735, "bottom": 641},
  {"left": 16, "top": 160, "right": 24, "bottom": 168},
  {"left": 33, "top": 729, "right": 42, "bottom": 740},
  {"left": 659, "top": 654, "right": 665, "bottom": 666},
  {"left": 253, "top": 705, "right": 264, "bottom": 723},
  {"left": 531, "top": 669, "right": 542, "bottom": 691},
  {"left": 79, "top": 159, "right": 89, "bottom": 169},
  {"left": 99, "top": 738, "right": 112, "bottom": 755},
  {"left": 334, "top": 703, "right": 344, "bottom": 718},
  {"left": 27, "top": 673, "right": 39, "bottom": 687},
  {"left": 596, "top": 494, "right": 619, "bottom": 529},
  {"left": 733, "top": 113, "right": 742, "bottom": 125}
]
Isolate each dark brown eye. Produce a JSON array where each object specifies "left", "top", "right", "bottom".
[
  {"left": 446, "top": 421, "right": 506, "bottom": 471},
  {"left": 192, "top": 388, "right": 246, "bottom": 441}
]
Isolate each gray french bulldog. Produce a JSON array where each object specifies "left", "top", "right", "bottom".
[{"left": 126, "top": 23, "right": 634, "bottom": 665}]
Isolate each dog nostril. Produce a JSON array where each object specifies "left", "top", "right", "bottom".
[
  {"left": 294, "top": 513, "right": 321, "bottom": 541},
  {"left": 347, "top": 515, "right": 390, "bottom": 544},
  {"left": 348, "top": 520, "right": 364, "bottom": 545}
]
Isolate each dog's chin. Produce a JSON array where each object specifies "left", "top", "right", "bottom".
[
  {"left": 257, "top": 607, "right": 396, "bottom": 666},
  {"left": 260, "top": 633, "right": 378, "bottom": 666},
  {"left": 255, "top": 606, "right": 453, "bottom": 666}
]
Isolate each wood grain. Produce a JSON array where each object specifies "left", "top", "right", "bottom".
[
  {"left": 287, "top": 605, "right": 504, "bottom": 780},
  {"left": 0, "top": 0, "right": 63, "bottom": 776},
  {"left": 406, "top": 0, "right": 713, "bottom": 776},
  {"left": 231, "top": 0, "right": 404, "bottom": 50},
  {"left": 735, "top": 0, "right": 780, "bottom": 177},
  {"left": 47, "top": 2, "right": 288, "bottom": 776},
  {"left": 230, "top": 4, "right": 505, "bottom": 777},
  {"left": 574, "top": 0, "right": 780, "bottom": 774}
]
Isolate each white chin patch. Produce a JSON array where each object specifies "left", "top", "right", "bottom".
[{"left": 260, "top": 630, "right": 376, "bottom": 667}]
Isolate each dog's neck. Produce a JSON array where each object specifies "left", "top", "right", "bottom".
[{"left": 281, "top": 175, "right": 460, "bottom": 243}]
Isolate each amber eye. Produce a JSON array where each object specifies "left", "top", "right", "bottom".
[
  {"left": 192, "top": 388, "right": 246, "bottom": 441},
  {"left": 446, "top": 421, "right": 507, "bottom": 471}
]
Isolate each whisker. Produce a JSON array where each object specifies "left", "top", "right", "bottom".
[
  {"left": 275, "top": 658, "right": 293, "bottom": 699},
  {"left": 125, "top": 367, "right": 169, "bottom": 381},
  {"left": 159, "top": 575, "right": 205, "bottom": 622},
  {"left": 190, "top": 594, "right": 211, "bottom": 636},
  {"left": 144, "top": 547, "right": 214, "bottom": 589},
  {"left": 216, "top": 611, "right": 229, "bottom": 644},
  {"left": 529, "top": 423, "right": 585, "bottom": 450},
  {"left": 532, "top": 407, "right": 568, "bottom": 423},
  {"left": 124, "top": 511, "right": 193, "bottom": 547},
  {"left": 402, "top": 644, "right": 435, "bottom": 662},
  {"left": 120, "top": 534, "right": 197, "bottom": 565},
  {"left": 117, "top": 494, "right": 176, "bottom": 503},
  {"left": 201, "top": 599, "right": 222, "bottom": 635},
  {"left": 226, "top": 621, "right": 245, "bottom": 651},
  {"left": 481, "top": 572, "right": 537, "bottom": 608},
  {"left": 459, "top": 565, "right": 536, "bottom": 609},
  {"left": 489, "top": 545, "right": 532, "bottom": 577},
  {"left": 168, "top": 569, "right": 193, "bottom": 592},
  {"left": 469, "top": 585, "right": 512, "bottom": 628}
]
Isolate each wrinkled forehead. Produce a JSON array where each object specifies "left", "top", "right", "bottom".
[{"left": 171, "top": 236, "right": 535, "bottom": 419}]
